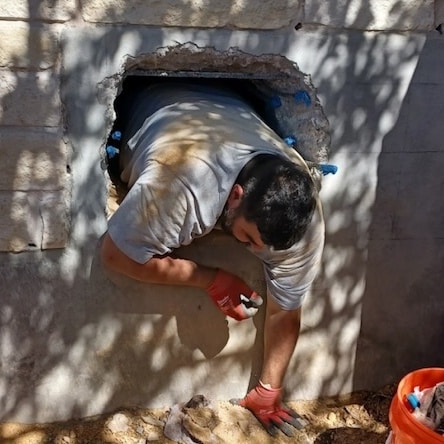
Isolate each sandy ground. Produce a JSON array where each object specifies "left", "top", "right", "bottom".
[{"left": 0, "top": 385, "right": 395, "bottom": 444}]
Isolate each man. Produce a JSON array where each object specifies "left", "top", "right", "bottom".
[{"left": 101, "top": 80, "right": 325, "bottom": 436}]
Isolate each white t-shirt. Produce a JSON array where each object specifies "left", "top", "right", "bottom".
[{"left": 107, "top": 84, "right": 325, "bottom": 310}]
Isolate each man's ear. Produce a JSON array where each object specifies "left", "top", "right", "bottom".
[{"left": 227, "top": 184, "right": 244, "bottom": 210}]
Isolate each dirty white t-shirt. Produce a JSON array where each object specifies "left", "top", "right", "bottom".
[{"left": 107, "top": 84, "right": 325, "bottom": 310}]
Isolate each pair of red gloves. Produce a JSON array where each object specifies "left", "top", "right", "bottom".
[{"left": 205, "top": 269, "right": 307, "bottom": 436}]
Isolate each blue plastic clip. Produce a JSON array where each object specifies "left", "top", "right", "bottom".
[
  {"left": 284, "top": 135, "right": 298, "bottom": 147},
  {"left": 406, "top": 393, "right": 420, "bottom": 410},
  {"left": 270, "top": 96, "right": 282, "bottom": 108},
  {"left": 106, "top": 145, "right": 120, "bottom": 159},
  {"left": 294, "top": 90, "right": 312, "bottom": 107},
  {"left": 318, "top": 164, "right": 338, "bottom": 176},
  {"left": 111, "top": 131, "right": 122, "bottom": 141}
]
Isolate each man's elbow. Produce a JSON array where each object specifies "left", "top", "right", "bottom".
[{"left": 100, "top": 233, "right": 121, "bottom": 272}]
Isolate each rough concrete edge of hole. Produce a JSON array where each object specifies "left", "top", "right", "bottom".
[
  {"left": 99, "top": 42, "right": 331, "bottom": 196},
  {"left": 95, "top": 72, "right": 125, "bottom": 219}
]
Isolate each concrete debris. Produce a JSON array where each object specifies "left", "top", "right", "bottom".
[
  {"left": 107, "top": 412, "right": 131, "bottom": 433},
  {"left": 164, "top": 394, "right": 224, "bottom": 444},
  {"left": 146, "top": 429, "right": 163, "bottom": 441},
  {"left": 185, "top": 394, "right": 211, "bottom": 409},
  {"left": 141, "top": 414, "right": 165, "bottom": 427},
  {"left": 164, "top": 403, "right": 194, "bottom": 444}
]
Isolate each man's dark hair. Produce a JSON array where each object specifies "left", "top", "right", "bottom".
[{"left": 236, "top": 154, "right": 317, "bottom": 250}]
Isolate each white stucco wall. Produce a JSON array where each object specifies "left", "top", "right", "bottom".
[{"left": 0, "top": 0, "right": 443, "bottom": 423}]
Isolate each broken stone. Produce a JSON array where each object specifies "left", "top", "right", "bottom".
[
  {"left": 146, "top": 429, "right": 163, "bottom": 441},
  {"left": 327, "top": 411, "right": 338, "bottom": 424},
  {"left": 141, "top": 414, "right": 165, "bottom": 427},
  {"left": 182, "top": 412, "right": 224, "bottom": 444},
  {"left": 163, "top": 403, "right": 194, "bottom": 444},
  {"left": 185, "top": 394, "right": 210, "bottom": 409},
  {"left": 183, "top": 406, "right": 220, "bottom": 431},
  {"left": 163, "top": 395, "right": 223, "bottom": 444},
  {"left": 107, "top": 412, "right": 130, "bottom": 433}
]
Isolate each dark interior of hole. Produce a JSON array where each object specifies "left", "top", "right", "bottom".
[
  {"left": 105, "top": 76, "right": 280, "bottom": 182},
  {"left": 116, "top": 75, "right": 272, "bottom": 121}
]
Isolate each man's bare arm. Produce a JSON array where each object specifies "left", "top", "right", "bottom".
[
  {"left": 101, "top": 232, "right": 262, "bottom": 320},
  {"left": 100, "top": 232, "right": 216, "bottom": 288},
  {"left": 260, "top": 295, "right": 301, "bottom": 388},
  {"left": 233, "top": 296, "right": 305, "bottom": 435}
]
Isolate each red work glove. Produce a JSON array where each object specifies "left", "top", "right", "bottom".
[
  {"left": 206, "top": 269, "right": 263, "bottom": 321},
  {"left": 231, "top": 382, "right": 308, "bottom": 437}
]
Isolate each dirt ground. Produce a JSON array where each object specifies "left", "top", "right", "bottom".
[{"left": 0, "top": 385, "right": 396, "bottom": 444}]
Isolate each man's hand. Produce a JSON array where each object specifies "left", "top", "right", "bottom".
[
  {"left": 206, "top": 269, "right": 263, "bottom": 321},
  {"left": 231, "top": 382, "right": 307, "bottom": 437}
]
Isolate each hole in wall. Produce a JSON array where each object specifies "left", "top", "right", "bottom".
[
  {"left": 101, "top": 44, "right": 331, "bottom": 212},
  {"left": 106, "top": 75, "right": 284, "bottom": 178}
]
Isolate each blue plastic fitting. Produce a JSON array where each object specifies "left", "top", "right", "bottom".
[
  {"left": 111, "top": 131, "right": 122, "bottom": 141},
  {"left": 270, "top": 96, "right": 282, "bottom": 108},
  {"left": 284, "top": 135, "right": 297, "bottom": 147},
  {"left": 406, "top": 393, "right": 420, "bottom": 410},
  {"left": 294, "top": 90, "right": 312, "bottom": 107},
  {"left": 318, "top": 164, "right": 338, "bottom": 176},
  {"left": 106, "top": 145, "right": 120, "bottom": 159}
]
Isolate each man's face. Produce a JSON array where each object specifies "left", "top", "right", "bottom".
[{"left": 220, "top": 206, "right": 265, "bottom": 252}]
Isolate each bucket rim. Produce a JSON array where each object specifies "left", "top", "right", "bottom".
[{"left": 396, "top": 367, "right": 444, "bottom": 442}]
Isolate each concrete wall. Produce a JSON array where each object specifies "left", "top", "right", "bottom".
[{"left": 0, "top": 0, "right": 443, "bottom": 422}]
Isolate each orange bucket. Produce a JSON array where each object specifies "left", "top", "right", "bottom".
[{"left": 389, "top": 367, "right": 444, "bottom": 444}]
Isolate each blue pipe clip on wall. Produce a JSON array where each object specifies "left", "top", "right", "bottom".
[{"left": 284, "top": 135, "right": 338, "bottom": 176}]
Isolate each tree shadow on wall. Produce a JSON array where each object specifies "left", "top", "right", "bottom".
[
  {"left": 353, "top": 31, "right": 444, "bottom": 390},
  {"left": 282, "top": 9, "right": 435, "bottom": 399},
  {"left": 1, "top": 0, "right": 438, "bottom": 431},
  {"left": 85, "top": 227, "right": 269, "bottom": 413}
]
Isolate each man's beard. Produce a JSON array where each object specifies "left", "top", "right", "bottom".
[{"left": 220, "top": 206, "right": 238, "bottom": 235}]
